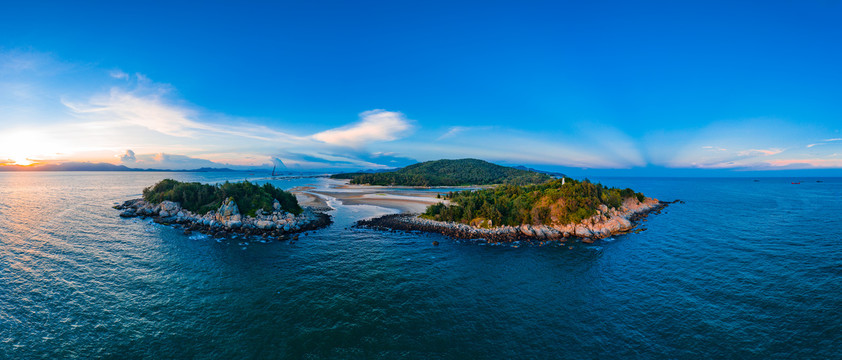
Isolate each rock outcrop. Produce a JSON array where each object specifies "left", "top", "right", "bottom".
[{"left": 114, "top": 197, "right": 331, "bottom": 240}]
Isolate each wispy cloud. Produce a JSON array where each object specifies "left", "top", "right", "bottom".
[
  {"left": 807, "top": 138, "right": 842, "bottom": 148},
  {"left": 736, "top": 148, "right": 784, "bottom": 157},
  {"left": 437, "top": 126, "right": 493, "bottom": 140},
  {"left": 312, "top": 110, "right": 413, "bottom": 147},
  {"left": 109, "top": 69, "right": 129, "bottom": 80}
]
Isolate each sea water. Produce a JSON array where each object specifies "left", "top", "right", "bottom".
[{"left": 0, "top": 172, "right": 840, "bottom": 359}]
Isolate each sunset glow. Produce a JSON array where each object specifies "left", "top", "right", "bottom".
[{"left": 0, "top": 130, "right": 57, "bottom": 166}]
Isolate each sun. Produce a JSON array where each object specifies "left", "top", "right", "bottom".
[{"left": 0, "top": 130, "right": 53, "bottom": 166}]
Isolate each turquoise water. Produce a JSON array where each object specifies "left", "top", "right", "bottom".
[{"left": 1, "top": 172, "right": 840, "bottom": 359}]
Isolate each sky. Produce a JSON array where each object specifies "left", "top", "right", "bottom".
[{"left": 1, "top": 1, "right": 841, "bottom": 175}]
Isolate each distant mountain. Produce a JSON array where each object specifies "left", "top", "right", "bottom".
[
  {"left": 330, "top": 158, "right": 552, "bottom": 186},
  {"left": 0, "top": 162, "right": 137, "bottom": 171},
  {"left": 189, "top": 167, "right": 236, "bottom": 172},
  {"left": 510, "top": 165, "right": 566, "bottom": 178},
  {"left": 0, "top": 162, "right": 243, "bottom": 172}
]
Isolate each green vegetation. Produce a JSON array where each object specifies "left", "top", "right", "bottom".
[
  {"left": 423, "top": 178, "right": 646, "bottom": 226},
  {"left": 142, "top": 179, "right": 301, "bottom": 216},
  {"left": 330, "top": 159, "right": 552, "bottom": 186},
  {"left": 328, "top": 172, "right": 363, "bottom": 180}
]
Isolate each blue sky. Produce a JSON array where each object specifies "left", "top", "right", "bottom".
[{"left": 1, "top": 1, "right": 841, "bottom": 174}]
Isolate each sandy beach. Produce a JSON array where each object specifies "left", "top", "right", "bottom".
[{"left": 301, "top": 179, "right": 448, "bottom": 213}]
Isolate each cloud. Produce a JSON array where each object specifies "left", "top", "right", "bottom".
[
  {"left": 109, "top": 69, "right": 129, "bottom": 80},
  {"left": 120, "top": 152, "right": 238, "bottom": 170},
  {"left": 807, "top": 138, "right": 841, "bottom": 148},
  {"left": 312, "top": 109, "right": 413, "bottom": 147},
  {"left": 63, "top": 87, "right": 210, "bottom": 138},
  {"left": 762, "top": 159, "right": 842, "bottom": 169},
  {"left": 736, "top": 148, "right": 784, "bottom": 157},
  {"left": 119, "top": 149, "right": 136, "bottom": 162},
  {"left": 437, "top": 126, "right": 493, "bottom": 140}
]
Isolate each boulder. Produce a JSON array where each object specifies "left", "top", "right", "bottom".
[
  {"left": 161, "top": 200, "right": 180, "bottom": 213},
  {"left": 519, "top": 224, "right": 535, "bottom": 237},
  {"left": 218, "top": 197, "right": 240, "bottom": 217},
  {"left": 256, "top": 220, "right": 274, "bottom": 230},
  {"left": 574, "top": 224, "right": 592, "bottom": 238}
]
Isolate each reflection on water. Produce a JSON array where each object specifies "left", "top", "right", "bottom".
[{"left": 0, "top": 172, "right": 841, "bottom": 358}]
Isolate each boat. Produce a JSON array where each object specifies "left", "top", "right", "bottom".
[{"left": 791, "top": 182, "right": 800, "bottom": 184}]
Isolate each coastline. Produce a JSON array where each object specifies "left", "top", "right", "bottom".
[
  {"left": 114, "top": 198, "right": 332, "bottom": 241},
  {"left": 308, "top": 179, "right": 448, "bottom": 214},
  {"left": 356, "top": 197, "right": 676, "bottom": 243}
]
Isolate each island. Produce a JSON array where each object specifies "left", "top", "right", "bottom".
[
  {"left": 339, "top": 159, "right": 672, "bottom": 243},
  {"left": 114, "top": 179, "right": 331, "bottom": 240},
  {"left": 331, "top": 158, "right": 553, "bottom": 186}
]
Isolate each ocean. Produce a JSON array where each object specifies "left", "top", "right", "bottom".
[{"left": 1, "top": 172, "right": 840, "bottom": 359}]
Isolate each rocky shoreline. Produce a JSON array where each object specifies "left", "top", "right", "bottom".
[
  {"left": 356, "top": 198, "right": 680, "bottom": 243},
  {"left": 114, "top": 197, "right": 331, "bottom": 241}
]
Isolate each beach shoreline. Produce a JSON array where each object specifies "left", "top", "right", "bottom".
[{"left": 305, "top": 179, "right": 448, "bottom": 214}]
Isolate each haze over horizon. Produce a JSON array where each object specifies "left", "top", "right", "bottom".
[{"left": 1, "top": 1, "right": 841, "bottom": 176}]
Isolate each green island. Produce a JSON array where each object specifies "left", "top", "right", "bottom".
[
  {"left": 348, "top": 159, "right": 667, "bottom": 241},
  {"left": 423, "top": 178, "right": 645, "bottom": 226},
  {"left": 330, "top": 158, "right": 552, "bottom": 186},
  {"left": 142, "top": 179, "right": 301, "bottom": 216}
]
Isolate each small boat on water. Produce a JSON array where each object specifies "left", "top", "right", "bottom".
[{"left": 791, "top": 182, "right": 801, "bottom": 184}]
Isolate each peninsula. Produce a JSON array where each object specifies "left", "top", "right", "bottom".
[{"left": 115, "top": 179, "right": 331, "bottom": 240}]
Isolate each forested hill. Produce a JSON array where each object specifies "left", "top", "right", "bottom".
[{"left": 330, "top": 159, "right": 553, "bottom": 186}]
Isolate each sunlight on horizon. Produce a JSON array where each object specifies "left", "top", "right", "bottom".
[{"left": 0, "top": 130, "right": 57, "bottom": 166}]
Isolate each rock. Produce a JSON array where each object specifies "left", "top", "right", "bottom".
[
  {"left": 256, "top": 220, "right": 274, "bottom": 230},
  {"left": 432, "top": 241, "right": 439, "bottom": 246},
  {"left": 119, "top": 209, "right": 136, "bottom": 217},
  {"left": 161, "top": 200, "right": 180, "bottom": 213},
  {"left": 273, "top": 200, "right": 281, "bottom": 211},
  {"left": 519, "top": 224, "right": 535, "bottom": 237},
  {"left": 218, "top": 197, "right": 240, "bottom": 217},
  {"left": 574, "top": 225, "right": 592, "bottom": 238}
]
